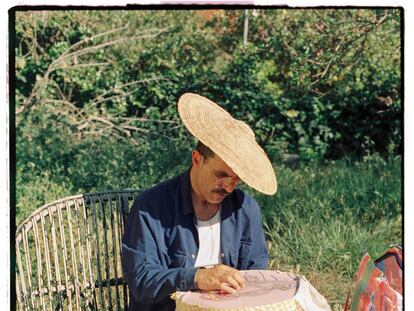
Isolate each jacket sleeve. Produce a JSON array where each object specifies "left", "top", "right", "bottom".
[
  {"left": 121, "top": 200, "right": 198, "bottom": 304},
  {"left": 246, "top": 198, "right": 269, "bottom": 270}
]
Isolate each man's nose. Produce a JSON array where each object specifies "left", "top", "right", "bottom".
[{"left": 223, "top": 181, "right": 237, "bottom": 193}]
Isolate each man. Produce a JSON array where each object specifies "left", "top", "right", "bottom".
[{"left": 122, "top": 93, "right": 277, "bottom": 310}]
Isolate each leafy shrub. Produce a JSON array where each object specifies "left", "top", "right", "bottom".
[{"left": 15, "top": 9, "right": 401, "bottom": 162}]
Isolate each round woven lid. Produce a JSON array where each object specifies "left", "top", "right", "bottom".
[{"left": 178, "top": 93, "right": 277, "bottom": 195}]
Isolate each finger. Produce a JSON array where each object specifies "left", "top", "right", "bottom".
[
  {"left": 219, "top": 282, "right": 237, "bottom": 294},
  {"left": 232, "top": 272, "right": 246, "bottom": 288},
  {"left": 225, "top": 275, "right": 241, "bottom": 291}
]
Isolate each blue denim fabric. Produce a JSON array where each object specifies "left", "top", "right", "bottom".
[{"left": 121, "top": 168, "right": 269, "bottom": 311}]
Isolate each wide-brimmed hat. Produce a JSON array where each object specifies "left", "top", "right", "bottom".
[{"left": 177, "top": 93, "right": 277, "bottom": 195}]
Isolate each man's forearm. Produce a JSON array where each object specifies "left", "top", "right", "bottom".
[{"left": 122, "top": 244, "right": 198, "bottom": 304}]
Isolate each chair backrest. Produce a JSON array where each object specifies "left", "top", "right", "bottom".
[{"left": 15, "top": 189, "right": 141, "bottom": 311}]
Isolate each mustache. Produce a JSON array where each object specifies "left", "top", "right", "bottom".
[{"left": 212, "top": 188, "right": 229, "bottom": 195}]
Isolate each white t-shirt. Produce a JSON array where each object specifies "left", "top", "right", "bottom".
[{"left": 194, "top": 207, "right": 222, "bottom": 268}]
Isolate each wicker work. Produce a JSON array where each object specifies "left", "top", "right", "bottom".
[{"left": 15, "top": 190, "right": 141, "bottom": 310}]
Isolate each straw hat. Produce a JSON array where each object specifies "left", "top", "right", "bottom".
[{"left": 177, "top": 93, "right": 277, "bottom": 195}]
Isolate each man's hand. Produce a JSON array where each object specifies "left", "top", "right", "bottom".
[{"left": 194, "top": 264, "right": 246, "bottom": 294}]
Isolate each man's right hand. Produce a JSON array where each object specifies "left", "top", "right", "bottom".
[{"left": 194, "top": 264, "right": 246, "bottom": 294}]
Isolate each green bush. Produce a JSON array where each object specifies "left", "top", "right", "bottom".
[{"left": 15, "top": 9, "right": 401, "bottom": 161}]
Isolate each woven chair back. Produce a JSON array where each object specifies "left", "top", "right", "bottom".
[{"left": 15, "top": 190, "right": 141, "bottom": 310}]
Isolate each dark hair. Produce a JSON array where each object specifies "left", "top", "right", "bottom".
[{"left": 195, "top": 141, "right": 215, "bottom": 159}]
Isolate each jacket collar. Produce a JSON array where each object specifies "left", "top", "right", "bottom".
[{"left": 179, "top": 167, "right": 195, "bottom": 215}]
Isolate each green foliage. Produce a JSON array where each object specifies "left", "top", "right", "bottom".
[
  {"left": 238, "top": 9, "right": 400, "bottom": 160},
  {"left": 16, "top": 111, "right": 195, "bottom": 223},
  {"left": 15, "top": 9, "right": 401, "bottom": 161}
]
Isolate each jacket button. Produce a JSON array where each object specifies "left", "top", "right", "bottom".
[
  {"left": 192, "top": 254, "right": 196, "bottom": 259},
  {"left": 221, "top": 253, "right": 224, "bottom": 258}
]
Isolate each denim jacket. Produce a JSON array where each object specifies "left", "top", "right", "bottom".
[{"left": 121, "top": 169, "right": 269, "bottom": 311}]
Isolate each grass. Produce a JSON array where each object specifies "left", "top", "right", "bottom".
[{"left": 252, "top": 154, "right": 402, "bottom": 310}]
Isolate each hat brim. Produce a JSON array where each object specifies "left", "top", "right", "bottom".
[{"left": 178, "top": 93, "right": 277, "bottom": 195}]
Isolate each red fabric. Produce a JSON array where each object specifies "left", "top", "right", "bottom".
[
  {"left": 375, "top": 248, "right": 403, "bottom": 295},
  {"left": 345, "top": 247, "right": 403, "bottom": 311}
]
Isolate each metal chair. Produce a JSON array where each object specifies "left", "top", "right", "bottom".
[{"left": 15, "top": 189, "right": 141, "bottom": 310}]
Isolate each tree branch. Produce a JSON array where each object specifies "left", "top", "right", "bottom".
[
  {"left": 90, "top": 77, "right": 170, "bottom": 106},
  {"left": 17, "top": 25, "right": 171, "bottom": 117}
]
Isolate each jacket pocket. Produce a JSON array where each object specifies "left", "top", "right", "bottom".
[
  {"left": 229, "top": 241, "right": 252, "bottom": 270},
  {"left": 167, "top": 249, "right": 189, "bottom": 268}
]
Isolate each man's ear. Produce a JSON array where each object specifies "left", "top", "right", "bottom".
[{"left": 192, "top": 150, "right": 203, "bottom": 167}]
